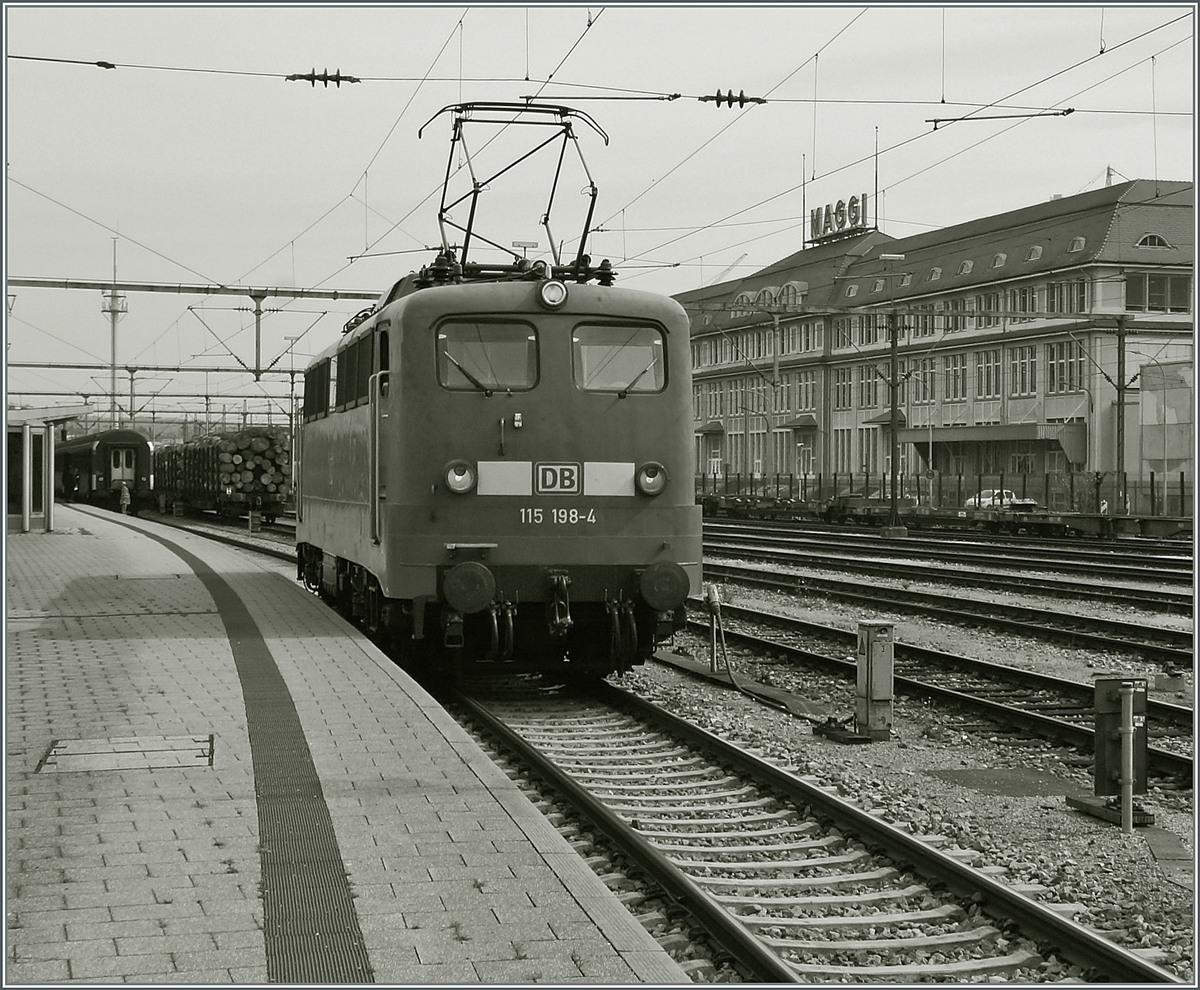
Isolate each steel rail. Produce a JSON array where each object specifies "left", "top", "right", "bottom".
[
  {"left": 452, "top": 691, "right": 803, "bottom": 984},
  {"left": 706, "top": 520, "right": 1194, "bottom": 579},
  {"left": 682, "top": 615, "right": 1193, "bottom": 780},
  {"left": 704, "top": 541, "right": 1194, "bottom": 609},
  {"left": 704, "top": 560, "right": 1194, "bottom": 662},
  {"left": 597, "top": 682, "right": 1183, "bottom": 984}
]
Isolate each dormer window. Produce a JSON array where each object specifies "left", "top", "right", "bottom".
[
  {"left": 1068, "top": 237, "right": 1086, "bottom": 252},
  {"left": 1025, "top": 245, "right": 1043, "bottom": 262},
  {"left": 957, "top": 260, "right": 973, "bottom": 276},
  {"left": 927, "top": 267, "right": 942, "bottom": 282},
  {"left": 873, "top": 279, "right": 885, "bottom": 292},
  {"left": 845, "top": 284, "right": 858, "bottom": 297},
  {"left": 731, "top": 292, "right": 754, "bottom": 317},
  {"left": 991, "top": 253, "right": 1007, "bottom": 268},
  {"left": 1136, "top": 233, "right": 1172, "bottom": 248},
  {"left": 900, "top": 273, "right": 913, "bottom": 286}
]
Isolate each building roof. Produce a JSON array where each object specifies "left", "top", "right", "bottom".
[
  {"left": 839, "top": 179, "right": 1192, "bottom": 303},
  {"left": 676, "top": 179, "right": 1193, "bottom": 322}
]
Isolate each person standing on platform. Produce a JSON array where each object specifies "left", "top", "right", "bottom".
[{"left": 119, "top": 483, "right": 131, "bottom": 514}]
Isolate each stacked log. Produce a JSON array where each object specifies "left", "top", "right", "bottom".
[
  {"left": 159, "top": 427, "right": 291, "bottom": 502},
  {"left": 212, "top": 428, "right": 292, "bottom": 499}
]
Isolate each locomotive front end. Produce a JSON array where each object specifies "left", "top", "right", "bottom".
[{"left": 403, "top": 278, "right": 700, "bottom": 673}]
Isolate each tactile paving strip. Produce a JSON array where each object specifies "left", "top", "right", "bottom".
[{"left": 123, "top": 522, "right": 374, "bottom": 984}]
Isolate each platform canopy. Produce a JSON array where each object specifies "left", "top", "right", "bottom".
[{"left": 6, "top": 404, "right": 91, "bottom": 428}]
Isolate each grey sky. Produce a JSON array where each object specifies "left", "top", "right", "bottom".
[{"left": 4, "top": 3, "right": 1194, "bottom": 423}]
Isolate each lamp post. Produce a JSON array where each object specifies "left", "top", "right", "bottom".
[{"left": 879, "top": 254, "right": 907, "bottom": 537}]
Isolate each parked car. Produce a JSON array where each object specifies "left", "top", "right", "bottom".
[{"left": 964, "top": 489, "right": 1037, "bottom": 511}]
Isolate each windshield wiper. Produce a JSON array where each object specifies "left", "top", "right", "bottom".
[
  {"left": 444, "top": 351, "right": 493, "bottom": 396},
  {"left": 617, "top": 358, "right": 656, "bottom": 399}
]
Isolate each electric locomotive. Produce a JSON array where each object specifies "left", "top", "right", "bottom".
[
  {"left": 296, "top": 261, "right": 701, "bottom": 676},
  {"left": 54, "top": 428, "right": 154, "bottom": 513},
  {"left": 295, "top": 101, "right": 701, "bottom": 678}
]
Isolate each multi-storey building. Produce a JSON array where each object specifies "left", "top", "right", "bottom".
[{"left": 677, "top": 179, "right": 1193, "bottom": 513}]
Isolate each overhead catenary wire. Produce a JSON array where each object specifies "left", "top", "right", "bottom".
[{"left": 615, "top": 19, "right": 1191, "bottom": 279}]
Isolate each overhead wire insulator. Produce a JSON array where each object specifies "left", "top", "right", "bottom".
[
  {"left": 698, "top": 89, "right": 766, "bottom": 108},
  {"left": 286, "top": 67, "right": 361, "bottom": 88}
]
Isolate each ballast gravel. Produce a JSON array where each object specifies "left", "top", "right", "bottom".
[{"left": 613, "top": 577, "right": 1195, "bottom": 982}]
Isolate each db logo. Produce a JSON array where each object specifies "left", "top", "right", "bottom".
[{"left": 535, "top": 462, "right": 581, "bottom": 495}]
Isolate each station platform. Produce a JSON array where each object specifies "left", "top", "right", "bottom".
[{"left": 5, "top": 505, "right": 689, "bottom": 984}]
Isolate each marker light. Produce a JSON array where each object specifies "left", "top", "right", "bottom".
[
  {"left": 635, "top": 462, "right": 668, "bottom": 496},
  {"left": 538, "top": 280, "right": 569, "bottom": 310},
  {"left": 444, "top": 460, "right": 477, "bottom": 493}
]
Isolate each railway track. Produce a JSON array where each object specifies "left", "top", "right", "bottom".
[
  {"left": 706, "top": 521, "right": 1195, "bottom": 581},
  {"left": 703, "top": 541, "right": 1193, "bottom": 615},
  {"left": 454, "top": 678, "right": 1181, "bottom": 983},
  {"left": 680, "top": 601, "right": 1193, "bottom": 782},
  {"left": 704, "top": 561, "right": 1194, "bottom": 665}
]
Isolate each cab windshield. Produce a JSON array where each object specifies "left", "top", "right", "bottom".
[
  {"left": 572, "top": 324, "right": 666, "bottom": 393},
  {"left": 436, "top": 321, "right": 538, "bottom": 392}
]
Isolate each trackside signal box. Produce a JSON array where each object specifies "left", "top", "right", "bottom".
[
  {"left": 855, "top": 620, "right": 894, "bottom": 741},
  {"left": 1093, "top": 677, "right": 1148, "bottom": 796}
]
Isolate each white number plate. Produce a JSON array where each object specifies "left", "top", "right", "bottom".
[{"left": 520, "top": 507, "right": 597, "bottom": 525}]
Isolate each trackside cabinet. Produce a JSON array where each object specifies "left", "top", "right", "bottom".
[
  {"left": 1093, "top": 678, "right": 1148, "bottom": 796},
  {"left": 856, "top": 620, "right": 894, "bottom": 741}
]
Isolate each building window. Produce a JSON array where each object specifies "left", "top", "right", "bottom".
[
  {"left": 1046, "top": 340, "right": 1085, "bottom": 394},
  {"left": 873, "top": 279, "right": 885, "bottom": 292},
  {"left": 1009, "top": 443, "right": 1035, "bottom": 475},
  {"left": 845, "top": 284, "right": 858, "bottom": 298},
  {"left": 1009, "top": 345, "right": 1037, "bottom": 396},
  {"left": 730, "top": 379, "right": 744, "bottom": 415},
  {"left": 975, "top": 291, "right": 1002, "bottom": 328},
  {"left": 1126, "top": 273, "right": 1191, "bottom": 313},
  {"left": 914, "top": 358, "right": 936, "bottom": 404},
  {"left": 833, "top": 428, "right": 853, "bottom": 474},
  {"left": 1136, "top": 233, "right": 1172, "bottom": 249},
  {"left": 731, "top": 293, "right": 754, "bottom": 317},
  {"left": 755, "top": 288, "right": 775, "bottom": 308},
  {"left": 1024, "top": 245, "right": 1043, "bottom": 262},
  {"left": 943, "top": 353, "right": 966, "bottom": 401},
  {"left": 900, "top": 273, "right": 913, "bottom": 286},
  {"left": 1008, "top": 285, "right": 1036, "bottom": 323},
  {"left": 947, "top": 297, "right": 969, "bottom": 332},
  {"left": 991, "top": 252, "right": 1007, "bottom": 268},
  {"left": 860, "top": 314, "right": 880, "bottom": 346},
  {"left": 1047, "top": 278, "right": 1089, "bottom": 314},
  {"left": 927, "top": 267, "right": 942, "bottom": 282},
  {"left": 798, "top": 369, "right": 815, "bottom": 411},
  {"left": 833, "top": 318, "right": 853, "bottom": 348},
  {"left": 956, "top": 260, "right": 973, "bottom": 276},
  {"left": 858, "top": 427, "right": 880, "bottom": 474},
  {"left": 834, "top": 367, "right": 853, "bottom": 409},
  {"left": 857, "top": 365, "right": 880, "bottom": 408},
  {"left": 1068, "top": 236, "right": 1086, "bottom": 252},
  {"left": 975, "top": 349, "right": 1001, "bottom": 399},
  {"left": 912, "top": 304, "right": 935, "bottom": 338}
]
